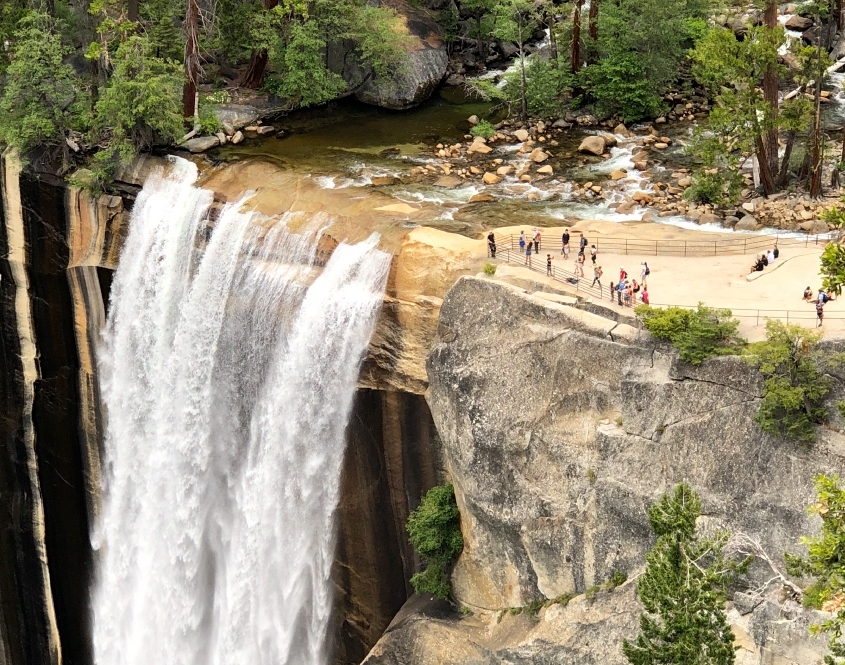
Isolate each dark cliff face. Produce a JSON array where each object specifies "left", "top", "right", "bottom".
[
  {"left": 0, "top": 159, "right": 441, "bottom": 665},
  {"left": 334, "top": 389, "right": 443, "bottom": 664},
  {"left": 0, "top": 166, "right": 95, "bottom": 665}
]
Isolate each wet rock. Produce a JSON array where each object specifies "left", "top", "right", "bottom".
[
  {"left": 528, "top": 148, "right": 549, "bottom": 163},
  {"left": 215, "top": 132, "right": 228, "bottom": 145},
  {"left": 537, "top": 165, "right": 554, "bottom": 175},
  {"left": 467, "top": 138, "right": 492, "bottom": 155},
  {"left": 469, "top": 193, "right": 495, "bottom": 202},
  {"left": 614, "top": 123, "right": 630, "bottom": 136},
  {"left": 514, "top": 129, "right": 530, "bottom": 142},
  {"left": 632, "top": 191, "right": 653, "bottom": 204},
  {"left": 735, "top": 215, "right": 759, "bottom": 231},
  {"left": 230, "top": 130, "right": 244, "bottom": 145},
  {"left": 496, "top": 166, "right": 514, "bottom": 176},
  {"left": 371, "top": 176, "right": 398, "bottom": 186},
  {"left": 433, "top": 175, "right": 462, "bottom": 188},
  {"left": 467, "top": 115, "right": 479, "bottom": 125},
  {"left": 255, "top": 125, "right": 275, "bottom": 136},
  {"left": 785, "top": 14, "right": 813, "bottom": 30},
  {"left": 601, "top": 133, "right": 618, "bottom": 148},
  {"left": 578, "top": 135, "right": 606, "bottom": 156},
  {"left": 654, "top": 142, "right": 668, "bottom": 150},
  {"left": 482, "top": 172, "right": 502, "bottom": 185},
  {"left": 182, "top": 136, "right": 220, "bottom": 153},
  {"left": 610, "top": 169, "right": 628, "bottom": 181},
  {"left": 698, "top": 213, "right": 720, "bottom": 225},
  {"left": 617, "top": 201, "right": 637, "bottom": 215},
  {"left": 723, "top": 216, "right": 739, "bottom": 228}
]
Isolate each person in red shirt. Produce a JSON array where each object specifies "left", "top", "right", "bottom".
[{"left": 619, "top": 266, "right": 627, "bottom": 282}]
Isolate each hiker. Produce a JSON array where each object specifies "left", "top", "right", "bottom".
[
  {"left": 533, "top": 228, "right": 541, "bottom": 253},
  {"left": 616, "top": 280, "right": 625, "bottom": 305},
  {"left": 767, "top": 249, "right": 776, "bottom": 264},
  {"left": 487, "top": 231, "right": 496, "bottom": 258},
  {"left": 632, "top": 279, "right": 640, "bottom": 296},
  {"left": 546, "top": 254, "right": 552, "bottom": 276},
  {"left": 819, "top": 290, "right": 829, "bottom": 305},
  {"left": 519, "top": 231, "right": 526, "bottom": 253},
  {"left": 525, "top": 241, "right": 533, "bottom": 265},
  {"left": 625, "top": 281, "right": 633, "bottom": 307},
  {"left": 592, "top": 265, "right": 603, "bottom": 288},
  {"left": 561, "top": 230, "right": 570, "bottom": 258},
  {"left": 803, "top": 286, "right": 814, "bottom": 301},
  {"left": 751, "top": 256, "right": 765, "bottom": 272},
  {"left": 590, "top": 244, "right": 597, "bottom": 265},
  {"left": 641, "top": 262, "right": 650, "bottom": 286},
  {"left": 817, "top": 299, "right": 825, "bottom": 327},
  {"left": 580, "top": 234, "right": 588, "bottom": 252},
  {"left": 609, "top": 281, "right": 615, "bottom": 301},
  {"left": 619, "top": 266, "right": 627, "bottom": 282},
  {"left": 576, "top": 251, "right": 586, "bottom": 277},
  {"left": 773, "top": 245, "right": 780, "bottom": 260},
  {"left": 641, "top": 286, "right": 649, "bottom": 305}
]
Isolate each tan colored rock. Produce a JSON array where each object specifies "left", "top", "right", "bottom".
[
  {"left": 468, "top": 193, "right": 496, "bottom": 203},
  {"left": 632, "top": 191, "right": 653, "bottom": 204},
  {"left": 371, "top": 176, "right": 398, "bottom": 186},
  {"left": 616, "top": 201, "right": 637, "bottom": 215},
  {"left": 255, "top": 125, "right": 275, "bottom": 136},
  {"left": 654, "top": 142, "right": 668, "bottom": 150},
  {"left": 496, "top": 165, "right": 514, "bottom": 176},
  {"left": 536, "top": 165, "right": 553, "bottom": 175},
  {"left": 467, "top": 114, "right": 479, "bottom": 125},
  {"left": 578, "top": 135, "right": 606, "bottom": 156},
  {"left": 514, "top": 129, "right": 530, "bottom": 142},
  {"left": 467, "top": 139, "right": 492, "bottom": 155},
  {"left": 519, "top": 174, "right": 533, "bottom": 182},
  {"left": 528, "top": 148, "right": 549, "bottom": 163},
  {"left": 609, "top": 169, "right": 627, "bottom": 181},
  {"left": 613, "top": 123, "right": 630, "bottom": 137},
  {"left": 433, "top": 175, "right": 463, "bottom": 188},
  {"left": 677, "top": 177, "right": 691, "bottom": 187},
  {"left": 601, "top": 133, "right": 618, "bottom": 148},
  {"left": 470, "top": 166, "right": 482, "bottom": 175},
  {"left": 482, "top": 172, "right": 502, "bottom": 185}
]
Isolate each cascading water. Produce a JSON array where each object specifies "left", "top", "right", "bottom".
[{"left": 92, "top": 158, "right": 390, "bottom": 665}]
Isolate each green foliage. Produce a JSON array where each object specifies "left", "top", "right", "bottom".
[
  {"left": 0, "top": 11, "right": 86, "bottom": 157},
  {"left": 472, "top": 121, "right": 496, "bottom": 140},
  {"left": 683, "top": 169, "right": 743, "bottom": 207},
  {"left": 578, "top": 53, "right": 663, "bottom": 123},
  {"left": 577, "top": 0, "right": 710, "bottom": 121},
  {"left": 483, "top": 262, "right": 497, "bottom": 275},
  {"left": 745, "top": 321, "right": 838, "bottom": 443},
  {"left": 605, "top": 570, "right": 628, "bottom": 590},
  {"left": 406, "top": 484, "right": 463, "bottom": 600},
  {"left": 785, "top": 474, "right": 845, "bottom": 664},
  {"left": 636, "top": 304, "right": 744, "bottom": 365},
  {"left": 623, "top": 483, "right": 740, "bottom": 665},
  {"left": 689, "top": 24, "right": 812, "bottom": 195},
  {"left": 821, "top": 242, "right": 845, "bottom": 297}
]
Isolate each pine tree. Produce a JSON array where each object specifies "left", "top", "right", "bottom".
[{"left": 623, "top": 483, "right": 737, "bottom": 665}]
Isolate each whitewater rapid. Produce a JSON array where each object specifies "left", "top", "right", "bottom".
[{"left": 92, "top": 158, "right": 390, "bottom": 665}]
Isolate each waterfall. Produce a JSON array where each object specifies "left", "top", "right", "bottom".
[{"left": 92, "top": 158, "right": 390, "bottom": 665}]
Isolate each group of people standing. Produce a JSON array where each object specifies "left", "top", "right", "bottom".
[{"left": 494, "top": 228, "right": 654, "bottom": 307}]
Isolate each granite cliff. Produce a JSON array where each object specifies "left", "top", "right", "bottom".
[{"left": 363, "top": 275, "right": 845, "bottom": 665}]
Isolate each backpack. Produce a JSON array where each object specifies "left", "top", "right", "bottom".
[{"left": 645, "top": 266, "right": 650, "bottom": 276}]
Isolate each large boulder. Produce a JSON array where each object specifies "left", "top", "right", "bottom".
[
  {"left": 579, "top": 135, "right": 607, "bottom": 156},
  {"left": 425, "top": 277, "right": 845, "bottom": 610},
  {"left": 211, "top": 104, "right": 261, "bottom": 130},
  {"left": 348, "top": 3, "right": 447, "bottom": 110},
  {"left": 784, "top": 14, "right": 813, "bottom": 31}
]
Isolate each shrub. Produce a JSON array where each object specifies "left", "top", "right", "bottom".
[
  {"left": 578, "top": 53, "right": 664, "bottom": 123},
  {"left": 406, "top": 484, "right": 463, "bottom": 600},
  {"left": 0, "top": 11, "right": 87, "bottom": 157},
  {"left": 636, "top": 304, "right": 744, "bottom": 365},
  {"left": 745, "top": 320, "right": 842, "bottom": 442},
  {"left": 684, "top": 171, "right": 743, "bottom": 207},
  {"left": 483, "top": 262, "right": 496, "bottom": 275},
  {"left": 471, "top": 120, "right": 496, "bottom": 139}
]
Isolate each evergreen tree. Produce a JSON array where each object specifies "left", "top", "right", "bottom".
[
  {"left": 786, "top": 474, "right": 845, "bottom": 665},
  {"left": 623, "top": 483, "right": 737, "bottom": 665}
]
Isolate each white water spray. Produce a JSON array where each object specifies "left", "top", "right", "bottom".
[{"left": 92, "top": 158, "right": 390, "bottom": 665}]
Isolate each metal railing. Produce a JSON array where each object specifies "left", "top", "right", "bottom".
[
  {"left": 494, "top": 248, "right": 845, "bottom": 328},
  {"left": 498, "top": 247, "right": 634, "bottom": 306},
  {"left": 495, "top": 232, "right": 829, "bottom": 257}
]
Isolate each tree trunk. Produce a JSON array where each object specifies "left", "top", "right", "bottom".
[
  {"left": 519, "top": 47, "right": 528, "bottom": 120},
  {"left": 183, "top": 0, "right": 199, "bottom": 120},
  {"left": 238, "top": 0, "right": 279, "bottom": 89},
  {"left": 45, "top": 0, "right": 55, "bottom": 16},
  {"left": 571, "top": 0, "right": 583, "bottom": 74},
  {"left": 762, "top": 1, "right": 780, "bottom": 179},
  {"left": 128, "top": 0, "right": 139, "bottom": 22},
  {"left": 754, "top": 134, "right": 777, "bottom": 195},
  {"left": 810, "top": 56, "right": 824, "bottom": 197},
  {"left": 588, "top": 0, "right": 599, "bottom": 40}
]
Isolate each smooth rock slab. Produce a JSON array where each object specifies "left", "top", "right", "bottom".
[{"left": 182, "top": 136, "right": 220, "bottom": 153}]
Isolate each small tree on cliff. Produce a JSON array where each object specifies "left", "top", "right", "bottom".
[
  {"left": 623, "top": 483, "right": 739, "bottom": 665},
  {"left": 786, "top": 474, "right": 845, "bottom": 665}
]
